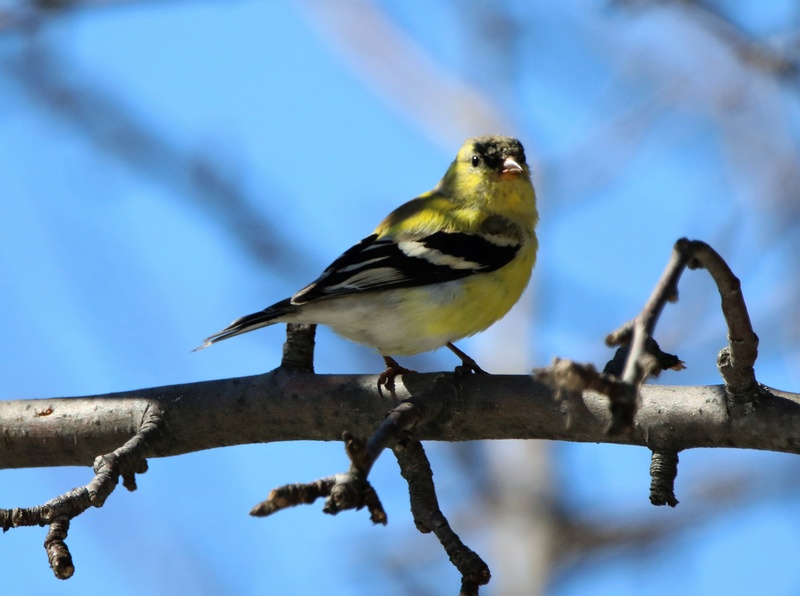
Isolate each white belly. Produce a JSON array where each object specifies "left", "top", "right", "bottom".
[{"left": 286, "top": 283, "right": 465, "bottom": 355}]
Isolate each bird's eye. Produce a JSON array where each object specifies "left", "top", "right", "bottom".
[{"left": 471, "top": 155, "right": 481, "bottom": 167}]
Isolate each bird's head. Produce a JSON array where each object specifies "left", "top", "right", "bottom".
[{"left": 440, "top": 135, "right": 536, "bottom": 220}]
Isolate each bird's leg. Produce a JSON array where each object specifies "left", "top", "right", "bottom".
[
  {"left": 446, "top": 342, "right": 488, "bottom": 375},
  {"left": 378, "top": 356, "right": 417, "bottom": 392}
]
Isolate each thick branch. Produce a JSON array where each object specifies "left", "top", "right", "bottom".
[{"left": 2, "top": 372, "right": 800, "bottom": 470}]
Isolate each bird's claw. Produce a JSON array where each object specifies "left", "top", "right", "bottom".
[
  {"left": 446, "top": 342, "right": 489, "bottom": 377},
  {"left": 454, "top": 361, "right": 489, "bottom": 378},
  {"left": 378, "top": 356, "right": 417, "bottom": 394}
]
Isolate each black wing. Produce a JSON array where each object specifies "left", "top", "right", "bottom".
[{"left": 291, "top": 226, "right": 521, "bottom": 304}]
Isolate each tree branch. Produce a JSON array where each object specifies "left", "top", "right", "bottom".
[{"left": 3, "top": 373, "right": 800, "bottom": 471}]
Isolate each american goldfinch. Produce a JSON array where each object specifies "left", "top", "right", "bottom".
[{"left": 197, "top": 135, "right": 538, "bottom": 384}]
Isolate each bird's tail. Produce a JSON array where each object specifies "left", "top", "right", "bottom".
[{"left": 193, "top": 298, "right": 297, "bottom": 351}]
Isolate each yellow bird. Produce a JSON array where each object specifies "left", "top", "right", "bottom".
[{"left": 197, "top": 135, "right": 538, "bottom": 384}]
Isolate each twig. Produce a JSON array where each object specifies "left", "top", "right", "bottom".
[
  {"left": 685, "top": 240, "right": 760, "bottom": 409},
  {"left": 250, "top": 379, "right": 452, "bottom": 520},
  {"left": 0, "top": 405, "right": 166, "bottom": 578},
  {"left": 393, "top": 440, "right": 491, "bottom": 595},
  {"left": 536, "top": 237, "right": 760, "bottom": 511},
  {"left": 281, "top": 323, "right": 317, "bottom": 372},
  {"left": 541, "top": 237, "right": 761, "bottom": 506},
  {"left": 44, "top": 516, "right": 72, "bottom": 580},
  {"left": 649, "top": 450, "right": 679, "bottom": 507},
  {"left": 604, "top": 239, "right": 692, "bottom": 433},
  {"left": 250, "top": 433, "right": 388, "bottom": 524},
  {"left": 601, "top": 237, "right": 759, "bottom": 426},
  {"left": 252, "top": 330, "right": 489, "bottom": 592}
]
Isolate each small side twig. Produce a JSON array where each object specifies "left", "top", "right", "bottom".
[
  {"left": 649, "top": 450, "right": 679, "bottom": 507},
  {"left": 393, "top": 440, "right": 491, "bottom": 596},
  {"left": 685, "top": 241, "right": 760, "bottom": 409},
  {"left": 535, "top": 358, "right": 623, "bottom": 429},
  {"left": 604, "top": 241, "right": 693, "bottom": 433},
  {"left": 44, "top": 516, "right": 72, "bottom": 580},
  {"left": 0, "top": 406, "right": 166, "bottom": 579},
  {"left": 249, "top": 435, "right": 389, "bottom": 524},
  {"left": 250, "top": 394, "right": 437, "bottom": 522},
  {"left": 540, "top": 238, "right": 761, "bottom": 508},
  {"left": 249, "top": 374, "right": 490, "bottom": 592},
  {"left": 281, "top": 323, "right": 317, "bottom": 372},
  {"left": 602, "top": 237, "right": 759, "bottom": 427}
]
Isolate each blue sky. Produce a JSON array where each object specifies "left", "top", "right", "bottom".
[{"left": 2, "top": 1, "right": 800, "bottom": 594}]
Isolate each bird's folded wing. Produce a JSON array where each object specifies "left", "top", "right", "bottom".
[{"left": 292, "top": 219, "right": 523, "bottom": 303}]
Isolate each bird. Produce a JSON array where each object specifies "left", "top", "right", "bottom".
[{"left": 196, "top": 135, "right": 538, "bottom": 387}]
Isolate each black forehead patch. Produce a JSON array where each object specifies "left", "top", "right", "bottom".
[{"left": 470, "top": 135, "right": 526, "bottom": 170}]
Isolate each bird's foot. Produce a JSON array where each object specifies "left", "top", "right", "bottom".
[
  {"left": 446, "top": 342, "right": 489, "bottom": 376},
  {"left": 378, "top": 356, "right": 417, "bottom": 393}
]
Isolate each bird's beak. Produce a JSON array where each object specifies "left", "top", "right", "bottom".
[{"left": 500, "top": 156, "right": 524, "bottom": 179}]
